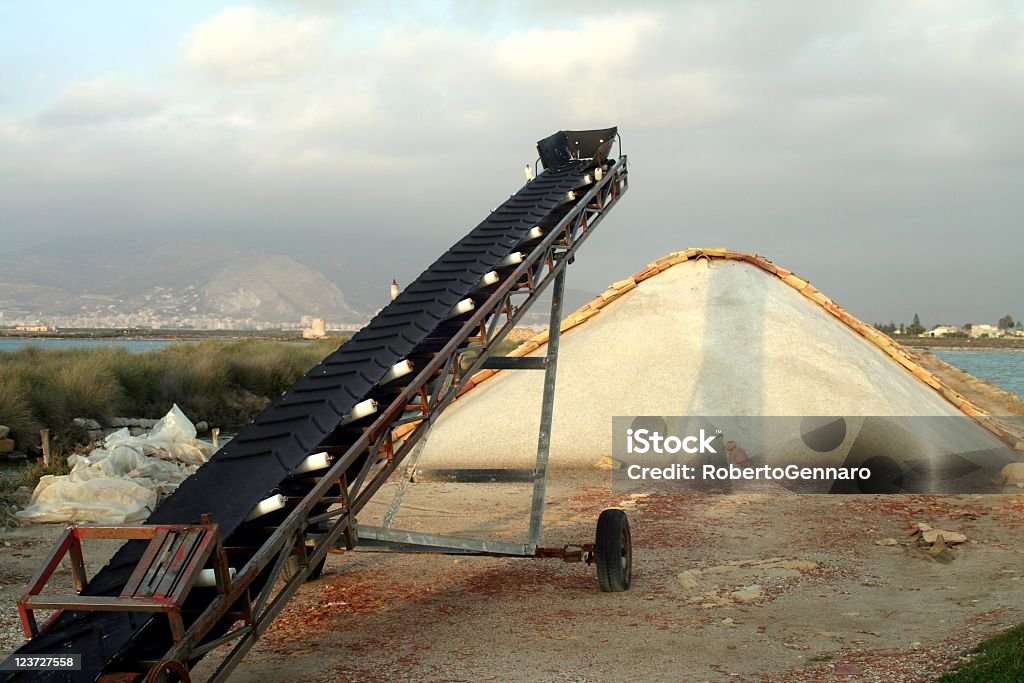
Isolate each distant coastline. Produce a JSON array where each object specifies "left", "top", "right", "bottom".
[
  {"left": 898, "top": 337, "right": 1024, "bottom": 351},
  {"left": 4, "top": 327, "right": 1022, "bottom": 349},
  {"left": 0, "top": 328, "right": 322, "bottom": 342}
]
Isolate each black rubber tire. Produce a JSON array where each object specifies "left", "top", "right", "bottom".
[
  {"left": 595, "top": 508, "right": 632, "bottom": 592},
  {"left": 282, "top": 551, "right": 326, "bottom": 583}
]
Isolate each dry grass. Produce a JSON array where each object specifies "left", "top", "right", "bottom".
[
  {"left": 0, "top": 339, "right": 345, "bottom": 452},
  {"left": 0, "top": 373, "right": 41, "bottom": 451}
]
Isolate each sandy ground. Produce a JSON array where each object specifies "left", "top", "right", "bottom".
[
  {"left": 11, "top": 476, "right": 1024, "bottom": 682},
  {"left": 2, "top": 358, "right": 1024, "bottom": 681},
  {"left": 191, "top": 474, "right": 1024, "bottom": 683}
]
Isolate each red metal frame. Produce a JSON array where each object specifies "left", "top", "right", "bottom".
[{"left": 18, "top": 519, "right": 230, "bottom": 643}]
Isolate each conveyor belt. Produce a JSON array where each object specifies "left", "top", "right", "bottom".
[{"left": 5, "top": 135, "right": 614, "bottom": 680}]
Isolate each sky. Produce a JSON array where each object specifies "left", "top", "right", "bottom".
[{"left": 0, "top": 0, "right": 1021, "bottom": 325}]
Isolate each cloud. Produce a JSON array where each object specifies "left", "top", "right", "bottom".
[
  {"left": 2, "top": 1, "right": 1023, "bottom": 322},
  {"left": 36, "top": 75, "right": 165, "bottom": 127},
  {"left": 181, "top": 6, "right": 331, "bottom": 81}
]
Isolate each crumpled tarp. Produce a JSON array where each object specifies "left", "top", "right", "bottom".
[{"left": 16, "top": 405, "right": 212, "bottom": 524}]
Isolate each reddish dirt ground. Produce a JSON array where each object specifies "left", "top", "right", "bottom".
[{"left": 180, "top": 473, "right": 1024, "bottom": 682}]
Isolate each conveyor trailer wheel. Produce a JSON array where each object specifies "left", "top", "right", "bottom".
[{"left": 595, "top": 508, "right": 632, "bottom": 592}]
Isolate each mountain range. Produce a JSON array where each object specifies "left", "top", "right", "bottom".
[
  {"left": 0, "top": 238, "right": 362, "bottom": 324},
  {"left": 0, "top": 236, "right": 600, "bottom": 328}
]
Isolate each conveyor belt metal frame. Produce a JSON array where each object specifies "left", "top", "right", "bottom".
[
  {"left": 22, "top": 155, "right": 627, "bottom": 682},
  {"left": 365, "top": 252, "right": 570, "bottom": 557}
]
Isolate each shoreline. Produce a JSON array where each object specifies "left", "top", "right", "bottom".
[
  {"left": 923, "top": 345, "right": 1024, "bottom": 353},
  {"left": 4, "top": 330, "right": 1021, "bottom": 348},
  {"left": 899, "top": 339, "right": 1024, "bottom": 352},
  {"left": 909, "top": 348, "right": 1024, "bottom": 416},
  {"left": 0, "top": 331, "right": 349, "bottom": 344}
]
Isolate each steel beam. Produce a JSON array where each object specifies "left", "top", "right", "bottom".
[{"left": 527, "top": 265, "right": 566, "bottom": 551}]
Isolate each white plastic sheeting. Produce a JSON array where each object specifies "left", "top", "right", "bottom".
[{"left": 17, "top": 405, "right": 212, "bottom": 524}]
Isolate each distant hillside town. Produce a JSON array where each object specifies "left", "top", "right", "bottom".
[
  {"left": 0, "top": 310, "right": 365, "bottom": 334},
  {"left": 0, "top": 244, "right": 368, "bottom": 331}
]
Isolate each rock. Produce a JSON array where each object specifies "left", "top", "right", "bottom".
[
  {"left": 678, "top": 569, "right": 701, "bottom": 589},
  {"left": 701, "top": 558, "right": 817, "bottom": 581},
  {"left": 772, "top": 560, "right": 818, "bottom": 571},
  {"left": 87, "top": 430, "right": 105, "bottom": 442},
  {"left": 129, "top": 427, "right": 146, "bottom": 437},
  {"left": 925, "top": 536, "right": 949, "bottom": 557},
  {"left": 593, "top": 455, "right": 621, "bottom": 470},
  {"left": 911, "top": 532, "right": 957, "bottom": 563},
  {"left": 110, "top": 417, "right": 129, "bottom": 428},
  {"left": 1001, "top": 462, "right": 1024, "bottom": 485},
  {"left": 730, "top": 584, "right": 762, "bottom": 603},
  {"left": 916, "top": 522, "right": 967, "bottom": 545},
  {"left": 875, "top": 538, "right": 899, "bottom": 546},
  {"left": 0, "top": 425, "right": 9, "bottom": 439},
  {"left": 923, "top": 529, "right": 967, "bottom": 544},
  {"left": 195, "top": 421, "right": 209, "bottom": 435},
  {"left": 13, "top": 486, "right": 32, "bottom": 507},
  {"left": 699, "top": 596, "right": 730, "bottom": 607},
  {"left": 73, "top": 417, "right": 102, "bottom": 431},
  {"left": 142, "top": 419, "right": 158, "bottom": 429}
]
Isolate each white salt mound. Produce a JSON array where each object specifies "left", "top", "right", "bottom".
[{"left": 417, "top": 259, "right": 1005, "bottom": 470}]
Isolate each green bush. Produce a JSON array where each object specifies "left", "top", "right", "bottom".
[
  {"left": 160, "top": 345, "right": 232, "bottom": 419},
  {"left": 0, "top": 371, "right": 41, "bottom": 450},
  {"left": 224, "top": 340, "right": 335, "bottom": 397},
  {"left": 46, "top": 353, "right": 123, "bottom": 425},
  {"left": 940, "top": 622, "right": 1024, "bottom": 681},
  {"left": 0, "top": 339, "right": 346, "bottom": 451},
  {"left": 110, "top": 349, "right": 165, "bottom": 417}
]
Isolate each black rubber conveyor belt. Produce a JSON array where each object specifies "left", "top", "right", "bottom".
[{"left": 5, "top": 158, "right": 593, "bottom": 682}]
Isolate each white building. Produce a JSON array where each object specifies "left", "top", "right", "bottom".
[
  {"left": 302, "top": 317, "right": 327, "bottom": 339},
  {"left": 921, "top": 325, "right": 960, "bottom": 337},
  {"left": 968, "top": 324, "right": 1002, "bottom": 338}
]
